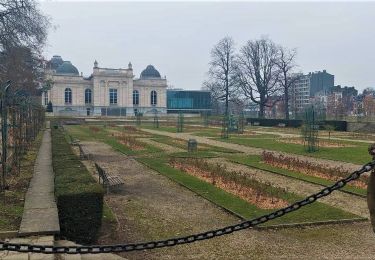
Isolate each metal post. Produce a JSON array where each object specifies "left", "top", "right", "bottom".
[
  {"left": 368, "top": 144, "right": 375, "bottom": 234},
  {"left": 221, "top": 113, "right": 229, "bottom": 139},
  {"left": 177, "top": 112, "right": 184, "bottom": 133},
  {"left": 1, "top": 81, "right": 11, "bottom": 191},
  {"left": 153, "top": 111, "right": 159, "bottom": 128}
]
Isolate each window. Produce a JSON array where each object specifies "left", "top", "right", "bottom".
[
  {"left": 85, "top": 89, "right": 92, "bottom": 104},
  {"left": 133, "top": 90, "right": 139, "bottom": 105},
  {"left": 151, "top": 90, "right": 157, "bottom": 105},
  {"left": 109, "top": 89, "right": 117, "bottom": 104},
  {"left": 65, "top": 88, "right": 72, "bottom": 104},
  {"left": 44, "top": 92, "right": 48, "bottom": 106}
]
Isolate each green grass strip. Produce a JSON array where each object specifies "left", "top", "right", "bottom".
[{"left": 216, "top": 136, "right": 371, "bottom": 165}]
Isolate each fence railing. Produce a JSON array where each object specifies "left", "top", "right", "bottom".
[{"left": 0, "top": 81, "right": 45, "bottom": 192}]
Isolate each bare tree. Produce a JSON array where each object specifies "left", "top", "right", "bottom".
[
  {"left": 0, "top": 0, "right": 50, "bottom": 93},
  {"left": 276, "top": 46, "right": 300, "bottom": 120},
  {"left": 204, "top": 36, "right": 238, "bottom": 116},
  {"left": 236, "top": 37, "right": 281, "bottom": 118},
  {"left": 0, "top": 0, "right": 50, "bottom": 52}
]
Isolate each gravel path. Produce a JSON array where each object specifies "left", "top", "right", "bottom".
[
  {"left": 141, "top": 128, "right": 363, "bottom": 173},
  {"left": 208, "top": 158, "right": 369, "bottom": 219},
  {"left": 76, "top": 141, "right": 375, "bottom": 259}
]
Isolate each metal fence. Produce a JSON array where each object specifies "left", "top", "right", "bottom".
[{"left": 0, "top": 81, "right": 45, "bottom": 192}]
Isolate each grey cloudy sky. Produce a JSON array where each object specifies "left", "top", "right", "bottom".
[{"left": 40, "top": 1, "right": 375, "bottom": 92}]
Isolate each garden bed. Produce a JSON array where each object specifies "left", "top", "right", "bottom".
[
  {"left": 169, "top": 158, "right": 288, "bottom": 209},
  {"left": 277, "top": 138, "right": 355, "bottom": 148},
  {"left": 261, "top": 151, "right": 367, "bottom": 189},
  {"left": 138, "top": 157, "right": 359, "bottom": 225}
]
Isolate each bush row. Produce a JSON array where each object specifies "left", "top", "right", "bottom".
[
  {"left": 246, "top": 118, "right": 347, "bottom": 131},
  {"left": 51, "top": 126, "right": 104, "bottom": 244}
]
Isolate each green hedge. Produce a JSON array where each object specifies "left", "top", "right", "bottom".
[
  {"left": 246, "top": 118, "right": 347, "bottom": 131},
  {"left": 51, "top": 127, "right": 104, "bottom": 244},
  {"left": 246, "top": 118, "right": 303, "bottom": 128}
]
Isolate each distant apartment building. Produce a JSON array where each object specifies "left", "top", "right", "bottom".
[
  {"left": 309, "top": 70, "right": 334, "bottom": 97},
  {"left": 290, "top": 70, "right": 334, "bottom": 116},
  {"left": 290, "top": 73, "right": 311, "bottom": 115}
]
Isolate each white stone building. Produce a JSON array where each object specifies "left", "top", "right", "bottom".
[{"left": 43, "top": 55, "right": 167, "bottom": 116}]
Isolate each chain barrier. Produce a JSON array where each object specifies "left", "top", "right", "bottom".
[{"left": 1, "top": 161, "right": 375, "bottom": 254}]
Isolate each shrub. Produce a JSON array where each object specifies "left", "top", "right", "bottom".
[
  {"left": 246, "top": 118, "right": 347, "bottom": 131},
  {"left": 46, "top": 101, "right": 53, "bottom": 112},
  {"left": 51, "top": 128, "right": 104, "bottom": 244}
]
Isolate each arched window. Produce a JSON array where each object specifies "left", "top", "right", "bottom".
[
  {"left": 65, "top": 88, "right": 72, "bottom": 104},
  {"left": 133, "top": 90, "right": 139, "bottom": 105},
  {"left": 151, "top": 90, "right": 157, "bottom": 106},
  {"left": 43, "top": 91, "right": 48, "bottom": 106},
  {"left": 85, "top": 89, "right": 92, "bottom": 104}
]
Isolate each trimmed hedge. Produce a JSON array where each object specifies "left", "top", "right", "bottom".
[
  {"left": 246, "top": 118, "right": 347, "bottom": 131},
  {"left": 246, "top": 118, "right": 303, "bottom": 128},
  {"left": 51, "top": 127, "right": 104, "bottom": 244}
]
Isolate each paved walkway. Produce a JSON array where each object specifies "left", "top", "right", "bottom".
[{"left": 18, "top": 126, "right": 60, "bottom": 236}]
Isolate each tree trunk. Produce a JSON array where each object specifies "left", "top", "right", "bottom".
[
  {"left": 259, "top": 94, "right": 265, "bottom": 118},
  {"left": 285, "top": 86, "right": 289, "bottom": 120}
]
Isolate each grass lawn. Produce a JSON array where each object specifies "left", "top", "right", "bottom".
[
  {"left": 141, "top": 125, "right": 180, "bottom": 133},
  {"left": 228, "top": 154, "right": 366, "bottom": 197},
  {"left": 216, "top": 136, "right": 371, "bottom": 165},
  {"left": 137, "top": 157, "right": 360, "bottom": 226},
  {"left": 151, "top": 136, "right": 239, "bottom": 154}
]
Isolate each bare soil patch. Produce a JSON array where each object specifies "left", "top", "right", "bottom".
[
  {"left": 262, "top": 151, "right": 367, "bottom": 189},
  {"left": 277, "top": 137, "right": 355, "bottom": 148},
  {"left": 170, "top": 161, "right": 288, "bottom": 209}
]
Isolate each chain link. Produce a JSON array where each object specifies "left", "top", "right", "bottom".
[{"left": 1, "top": 161, "right": 375, "bottom": 254}]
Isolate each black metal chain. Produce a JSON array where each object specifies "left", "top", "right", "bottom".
[{"left": 1, "top": 161, "right": 375, "bottom": 254}]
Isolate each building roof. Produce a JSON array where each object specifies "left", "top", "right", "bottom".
[
  {"left": 49, "top": 55, "right": 64, "bottom": 70},
  {"left": 140, "top": 65, "right": 161, "bottom": 79},
  {"left": 56, "top": 61, "right": 79, "bottom": 75}
]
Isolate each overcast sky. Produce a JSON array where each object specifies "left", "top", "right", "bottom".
[{"left": 40, "top": 1, "right": 375, "bottom": 92}]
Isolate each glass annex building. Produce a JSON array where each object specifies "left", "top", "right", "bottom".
[{"left": 167, "top": 90, "right": 211, "bottom": 114}]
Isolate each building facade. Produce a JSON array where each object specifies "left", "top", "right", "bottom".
[
  {"left": 43, "top": 55, "right": 167, "bottom": 116},
  {"left": 290, "top": 70, "right": 335, "bottom": 116},
  {"left": 166, "top": 90, "right": 211, "bottom": 114},
  {"left": 290, "top": 73, "right": 311, "bottom": 115},
  {"left": 309, "top": 70, "right": 334, "bottom": 97}
]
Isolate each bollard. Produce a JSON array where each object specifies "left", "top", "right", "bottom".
[{"left": 368, "top": 143, "right": 375, "bottom": 233}]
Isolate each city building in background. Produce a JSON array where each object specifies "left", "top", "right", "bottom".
[
  {"left": 290, "top": 73, "right": 311, "bottom": 116},
  {"left": 290, "top": 70, "right": 336, "bottom": 117},
  {"left": 43, "top": 55, "right": 167, "bottom": 116},
  {"left": 166, "top": 90, "right": 211, "bottom": 114},
  {"left": 309, "top": 70, "right": 334, "bottom": 97}
]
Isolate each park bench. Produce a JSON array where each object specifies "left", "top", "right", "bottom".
[
  {"left": 78, "top": 144, "right": 91, "bottom": 160},
  {"left": 68, "top": 134, "right": 80, "bottom": 146},
  {"left": 94, "top": 163, "right": 124, "bottom": 193}
]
